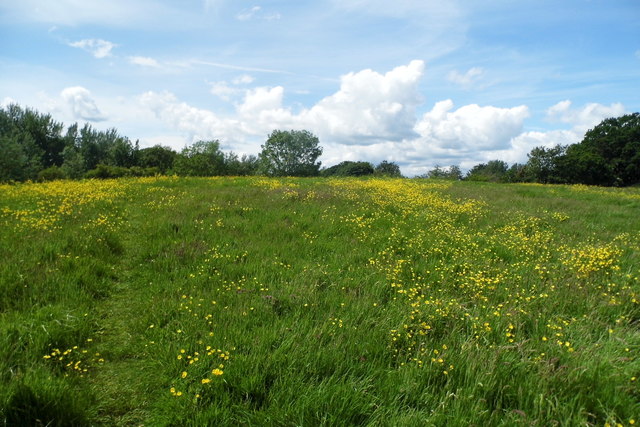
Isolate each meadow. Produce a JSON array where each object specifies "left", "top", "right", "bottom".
[{"left": 0, "top": 176, "right": 638, "bottom": 426}]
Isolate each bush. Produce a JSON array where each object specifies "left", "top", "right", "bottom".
[
  {"left": 37, "top": 166, "right": 67, "bottom": 181},
  {"left": 322, "top": 161, "right": 374, "bottom": 177},
  {"left": 85, "top": 165, "right": 159, "bottom": 179},
  {"left": 85, "top": 164, "right": 128, "bottom": 179}
]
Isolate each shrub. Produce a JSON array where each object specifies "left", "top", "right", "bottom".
[{"left": 37, "top": 166, "right": 67, "bottom": 181}]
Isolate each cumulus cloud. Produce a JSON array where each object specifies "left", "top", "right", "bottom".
[
  {"left": 140, "top": 61, "right": 427, "bottom": 153},
  {"left": 433, "top": 101, "right": 629, "bottom": 174},
  {"left": 546, "top": 100, "right": 626, "bottom": 133},
  {"left": 414, "top": 100, "right": 529, "bottom": 151},
  {"left": 139, "top": 60, "right": 530, "bottom": 172},
  {"left": 69, "top": 39, "right": 117, "bottom": 58},
  {"left": 129, "top": 56, "right": 160, "bottom": 67},
  {"left": 299, "top": 60, "right": 425, "bottom": 143},
  {"left": 238, "top": 86, "right": 285, "bottom": 116},
  {"left": 61, "top": 87, "right": 106, "bottom": 121},
  {"left": 139, "top": 91, "right": 242, "bottom": 146},
  {"left": 136, "top": 60, "right": 627, "bottom": 176},
  {"left": 447, "top": 67, "right": 484, "bottom": 87}
]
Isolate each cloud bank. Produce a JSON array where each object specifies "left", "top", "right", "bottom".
[{"left": 63, "top": 60, "right": 626, "bottom": 175}]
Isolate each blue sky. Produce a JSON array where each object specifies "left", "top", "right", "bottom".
[{"left": 1, "top": 0, "right": 638, "bottom": 175}]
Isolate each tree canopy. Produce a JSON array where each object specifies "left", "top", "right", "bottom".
[
  {"left": 321, "top": 161, "right": 374, "bottom": 177},
  {"left": 173, "top": 140, "right": 226, "bottom": 177},
  {"left": 259, "top": 130, "right": 323, "bottom": 177},
  {"left": 418, "top": 165, "right": 462, "bottom": 180},
  {"left": 563, "top": 113, "right": 640, "bottom": 186},
  {"left": 374, "top": 160, "right": 402, "bottom": 177}
]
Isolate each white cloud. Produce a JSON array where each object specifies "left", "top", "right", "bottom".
[
  {"left": 69, "top": 39, "right": 117, "bottom": 59},
  {"left": 447, "top": 67, "right": 484, "bottom": 87},
  {"left": 238, "top": 87, "right": 285, "bottom": 116},
  {"left": 61, "top": 87, "right": 106, "bottom": 121},
  {"left": 209, "top": 82, "right": 237, "bottom": 101},
  {"left": 136, "top": 61, "right": 628, "bottom": 177},
  {"left": 414, "top": 100, "right": 529, "bottom": 151},
  {"left": 452, "top": 101, "right": 629, "bottom": 172},
  {"left": 232, "top": 74, "right": 255, "bottom": 85},
  {"left": 209, "top": 60, "right": 427, "bottom": 144},
  {"left": 237, "top": 6, "right": 261, "bottom": 21},
  {"left": 129, "top": 56, "right": 160, "bottom": 67},
  {"left": 139, "top": 91, "right": 241, "bottom": 146},
  {"left": 192, "top": 60, "right": 288, "bottom": 74},
  {"left": 502, "top": 129, "right": 577, "bottom": 157},
  {"left": 139, "top": 60, "right": 528, "bottom": 171},
  {"left": 299, "top": 60, "right": 425, "bottom": 143},
  {"left": 140, "top": 61, "right": 427, "bottom": 153},
  {"left": 264, "top": 13, "right": 282, "bottom": 21},
  {"left": 236, "top": 6, "right": 280, "bottom": 21},
  {"left": 546, "top": 100, "right": 626, "bottom": 133},
  {"left": 209, "top": 75, "right": 256, "bottom": 101}
]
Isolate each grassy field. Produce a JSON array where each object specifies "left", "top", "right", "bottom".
[{"left": 0, "top": 176, "right": 638, "bottom": 426}]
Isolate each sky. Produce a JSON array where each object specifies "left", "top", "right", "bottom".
[{"left": 1, "top": 0, "right": 638, "bottom": 176}]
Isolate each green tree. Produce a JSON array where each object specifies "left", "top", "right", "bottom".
[
  {"left": 259, "top": 130, "right": 323, "bottom": 177},
  {"left": 563, "top": 113, "right": 640, "bottom": 186},
  {"left": 0, "top": 135, "right": 31, "bottom": 181},
  {"left": 524, "top": 145, "right": 567, "bottom": 184},
  {"left": 374, "top": 160, "right": 402, "bottom": 177},
  {"left": 422, "top": 165, "right": 462, "bottom": 180},
  {"left": 1, "top": 104, "right": 65, "bottom": 168},
  {"left": 466, "top": 160, "right": 509, "bottom": 182},
  {"left": 139, "top": 145, "right": 177, "bottom": 174},
  {"left": 174, "top": 140, "right": 226, "bottom": 176},
  {"left": 61, "top": 145, "right": 86, "bottom": 179},
  {"left": 223, "top": 152, "right": 260, "bottom": 176},
  {"left": 108, "top": 137, "right": 138, "bottom": 168},
  {"left": 504, "top": 163, "right": 527, "bottom": 183}
]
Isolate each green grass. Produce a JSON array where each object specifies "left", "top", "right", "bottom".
[{"left": 1, "top": 176, "right": 639, "bottom": 426}]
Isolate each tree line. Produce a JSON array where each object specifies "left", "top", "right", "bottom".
[
  {"left": 0, "top": 105, "right": 400, "bottom": 182},
  {"left": 418, "top": 113, "right": 639, "bottom": 186},
  {"left": 1, "top": 103, "right": 638, "bottom": 186}
]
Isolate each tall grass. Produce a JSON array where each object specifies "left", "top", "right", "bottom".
[{"left": 1, "top": 177, "right": 638, "bottom": 426}]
